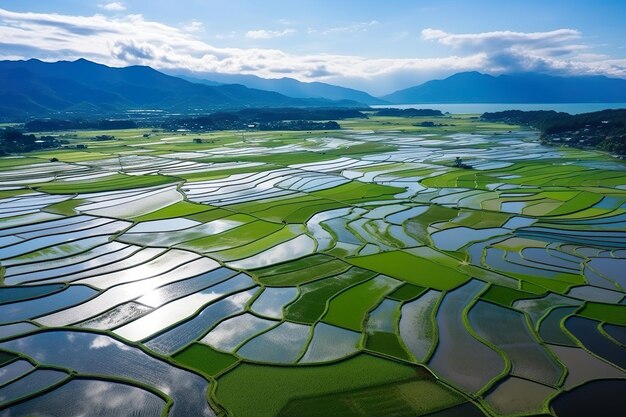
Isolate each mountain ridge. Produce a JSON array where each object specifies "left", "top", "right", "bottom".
[
  {"left": 169, "top": 70, "right": 387, "bottom": 105},
  {"left": 383, "top": 71, "right": 626, "bottom": 104},
  {"left": 0, "top": 59, "right": 364, "bottom": 119},
  {"left": 3, "top": 59, "right": 626, "bottom": 121}
]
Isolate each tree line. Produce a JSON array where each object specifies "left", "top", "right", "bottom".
[
  {"left": 0, "top": 128, "right": 59, "bottom": 155},
  {"left": 482, "top": 109, "right": 626, "bottom": 154}
]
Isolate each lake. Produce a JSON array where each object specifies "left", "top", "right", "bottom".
[{"left": 372, "top": 102, "right": 626, "bottom": 114}]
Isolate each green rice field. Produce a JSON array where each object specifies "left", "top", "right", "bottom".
[{"left": 0, "top": 115, "right": 624, "bottom": 416}]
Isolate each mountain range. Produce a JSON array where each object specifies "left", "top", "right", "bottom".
[
  {"left": 0, "top": 59, "right": 361, "bottom": 119},
  {"left": 383, "top": 72, "right": 626, "bottom": 104},
  {"left": 171, "top": 71, "right": 386, "bottom": 105},
  {"left": 1, "top": 58, "right": 626, "bottom": 120}
]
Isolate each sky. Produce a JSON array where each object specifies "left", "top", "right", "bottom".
[{"left": 1, "top": 0, "right": 625, "bottom": 95}]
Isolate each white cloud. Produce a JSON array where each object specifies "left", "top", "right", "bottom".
[
  {"left": 245, "top": 28, "right": 295, "bottom": 39},
  {"left": 186, "top": 20, "right": 204, "bottom": 33},
  {"left": 422, "top": 27, "right": 582, "bottom": 48},
  {"left": 320, "top": 20, "right": 379, "bottom": 35},
  {"left": 98, "top": 2, "right": 126, "bottom": 12},
  {"left": 0, "top": 8, "right": 624, "bottom": 94},
  {"left": 89, "top": 335, "right": 132, "bottom": 351},
  {"left": 421, "top": 27, "right": 587, "bottom": 60},
  {"left": 420, "top": 28, "right": 599, "bottom": 74}
]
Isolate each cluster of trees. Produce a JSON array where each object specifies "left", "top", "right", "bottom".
[
  {"left": 0, "top": 128, "right": 59, "bottom": 154},
  {"left": 257, "top": 121, "right": 340, "bottom": 131},
  {"left": 414, "top": 121, "right": 451, "bottom": 127},
  {"left": 162, "top": 108, "right": 362, "bottom": 131},
  {"left": 15, "top": 109, "right": 362, "bottom": 134},
  {"left": 231, "top": 108, "right": 366, "bottom": 121},
  {"left": 24, "top": 119, "right": 137, "bottom": 132},
  {"left": 481, "top": 110, "right": 566, "bottom": 129},
  {"left": 93, "top": 135, "right": 115, "bottom": 141},
  {"left": 374, "top": 108, "right": 443, "bottom": 117},
  {"left": 482, "top": 109, "right": 626, "bottom": 154}
]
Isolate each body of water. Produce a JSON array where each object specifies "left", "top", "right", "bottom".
[{"left": 372, "top": 103, "right": 626, "bottom": 115}]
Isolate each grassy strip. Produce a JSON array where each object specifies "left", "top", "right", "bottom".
[
  {"left": 347, "top": 250, "right": 469, "bottom": 291},
  {"left": 133, "top": 201, "right": 214, "bottom": 221},
  {"left": 577, "top": 302, "right": 626, "bottom": 326},
  {"left": 172, "top": 343, "right": 239, "bottom": 377},
  {"left": 284, "top": 268, "right": 375, "bottom": 324},
  {"left": 215, "top": 354, "right": 432, "bottom": 417}
]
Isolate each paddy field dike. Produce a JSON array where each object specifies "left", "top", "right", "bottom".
[{"left": 0, "top": 115, "right": 624, "bottom": 417}]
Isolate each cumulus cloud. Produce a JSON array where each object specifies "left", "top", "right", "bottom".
[
  {"left": 110, "top": 40, "right": 156, "bottom": 61},
  {"left": 245, "top": 28, "right": 295, "bottom": 39},
  {"left": 0, "top": 7, "right": 624, "bottom": 94},
  {"left": 420, "top": 28, "right": 605, "bottom": 75},
  {"left": 98, "top": 2, "right": 126, "bottom": 12},
  {"left": 422, "top": 27, "right": 581, "bottom": 50},
  {"left": 0, "top": 7, "right": 477, "bottom": 85}
]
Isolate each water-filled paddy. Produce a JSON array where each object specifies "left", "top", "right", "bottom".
[
  {"left": 399, "top": 289, "right": 441, "bottom": 361},
  {"left": 0, "top": 379, "right": 167, "bottom": 417},
  {"left": 0, "top": 331, "right": 215, "bottom": 417},
  {"left": 145, "top": 288, "right": 258, "bottom": 355}
]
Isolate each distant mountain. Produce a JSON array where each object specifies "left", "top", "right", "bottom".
[
  {"left": 0, "top": 59, "right": 363, "bottom": 119},
  {"left": 383, "top": 72, "right": 626, "bottom": 104},
  {"left": 172, "top": 70, "right": 386, "bottom": 105}
]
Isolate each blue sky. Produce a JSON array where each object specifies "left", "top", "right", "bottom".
[{"left": 1, "top": 0, "right": 625, "bottom": 94}]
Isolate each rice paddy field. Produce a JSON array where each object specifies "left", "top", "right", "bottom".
[{"left": 0, "top": 114, "right": 625, "bottom": 416}]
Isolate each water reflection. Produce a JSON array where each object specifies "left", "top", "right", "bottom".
[
  {"left": 431, "top": 226, "right": 510, "bottom": 251},
  {"left": 0, "top": 360, "right": 34, "bottom": 385},
  {"left": 250, "top": 287, "right": 298, "bottom": 319},
  {"left": 0, "top": 369, "right": 68, "bottom": 406},
  {"left": 114, "top": 273, "right": 255, "bottom": 341},
  {"left": 0, "top": 379, "right": 165, "bottom": 417},
  {"left": 201, "top": 313, "right": 275, "bottom": 352},
  {"left": 0, "top": 331, "right": 215, "bottom": 417},
  {"left": 145, "top": 288, "right": 257, "bottom": 355},
  {"left": 237, "top": 322, "right": 310, "bottom": 363},
  {"left": 0, "top": 286, "right": 97, "bottom": 324},
  {"left": 227, "top": 235, "right": 316, "bottom": 269}
]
